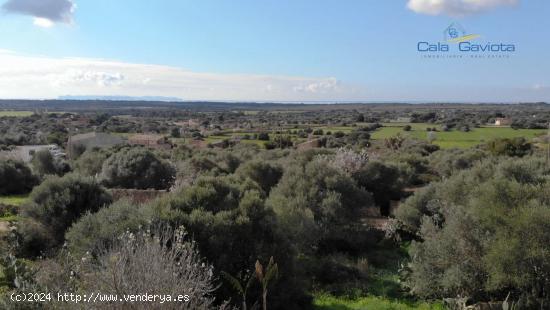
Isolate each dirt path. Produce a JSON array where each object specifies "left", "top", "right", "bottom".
[
  {"left": 360, "top": 186, "right": 425, "bottom": 230},
  {"left": 0, "top": 221, "right": 11, "bottom": 234}
]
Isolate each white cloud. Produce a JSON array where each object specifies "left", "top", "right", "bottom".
[
  {"left": 407, "top": 0, "right": 518, "bottom": 17},
  {"left": 2, "top": 0, "right": 76, "bottom": 26},
  {"left": 50, "top": 69, "right": 125, "bottom": 87},
  {"left": 0, "top": 51, "right": 363, "bottom": 101},
  {"left": 293, "top": 77, "right": 339, "bottom": 94},
  {"left": 33, "top": 17, "right": 54, "bottom": 28}
]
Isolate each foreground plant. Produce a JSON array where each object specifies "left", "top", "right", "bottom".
[
  {"left": 221, "top": 271, "right": 255, "bottom": 310},
  {"left": 255, "top": 257, "right": 278, "bottom": 310},
  {"left": 80, "top": 226, "right": 227, "bottom": 310}
]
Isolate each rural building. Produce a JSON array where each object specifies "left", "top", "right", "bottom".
[
  {"left": 68, "top": 132, "right": 124, "bottom": 157},
  {"left": 175, "top": 119, "right": 200, "bottom": 129},
  {"left": 494, "top": 117, "right": 512, "bottom": 126},
  {"left": 128, "top": 134, "right": 171, "bottom": 149}
]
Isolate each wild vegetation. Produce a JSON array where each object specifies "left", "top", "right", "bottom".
[{"left": 0, "top": 102, "right": 549, "bottom": 309}]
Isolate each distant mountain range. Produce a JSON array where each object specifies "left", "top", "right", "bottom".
[
  {"left": 0, "top": 98, "right": 547, "bottom": 113},
  {"left": 58, "top": 95, "right": 184, "bottom": 102}
]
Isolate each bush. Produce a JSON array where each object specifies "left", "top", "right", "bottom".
[
  {"left": 73, "top": 148, "right": 112, "bottom": 176},
  {"left": 66, "top": 199, "right": 152, "bottom": 256},
  {"left": 18, "top": 173, "right": 112, "bottom": 256},
  {"left": 100, "top": 147, "right": 175, "bottom": 189},
  {"left": 0, "top": 159, "right": 38, "bottom": 195},
  {"left": 353, "top": 161, "right": 404, "bottom": 216},
  {"left": 153, "top": 176, "right": 311, "bottom": 309},
  {"left": 459, "top": 124, "right": 470, "bottom": 132},
  {"left": 347, "top": 130, "right": 370, "bottom": 147},
  {"left": 236, "top": 160, "right": 283, "bottom": 194},
  {"left": 68, "top": 143, "right": 86, "bottom": 159},
  {"left": 333, "top": 131, "right": 346, "bottom": 138},
  {"left": 403, "top": 125, "right": 412, "bottom": 131},
  {"left": 31, "top": 149, "right": 69, "bottom": 177},
  {"left": 170, "top": 127, "right": 181, "bottom": 138},
  {"left": 78, "top": 227, "right": 226, "bottom": 309},
  {"left": 485, "top": 137, "right": 533, "bottom": 157},
  {"left": 324, "top": 148, "right": 369, "bottom": 175},
  {"left": 267, "top": 159, "right": 374, "bottom": 252},
  {"left": 398, "top": 157, "right": 550, "bottom": 306},
  {"left": 269, "top": 135, "right": 293, "bottom": 149},
  {"left": 257, "top": 132, "right": 270, "bottom": 141},
  {"left": 428, "top": 148, "right": 487, "bottom": 178}
]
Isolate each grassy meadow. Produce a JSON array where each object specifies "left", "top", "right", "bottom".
[
  {"left": 0, "top": 194, "right": 29, "bottom": 207},
  {"left": 370, "top": 123, "right": 547, "bottom": 149},
  {"left": 116, "top": 120, "right": 548, "bottom": 151},
  {"left": 0, "top": 111, "right": 34, "bottom": 117},
  {"left": 200, "top": 123, "right": 547, "bottom": 150},
  {"left": 0, "top": 195, "right": 27, "bottom": 223},
  {"left": 314, "top": 294, "right": 444, "bottom": 310}
]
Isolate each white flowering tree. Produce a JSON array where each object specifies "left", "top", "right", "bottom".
[
  {"left": 318, "top": 147, "right": 369, "bottom": 175},
  {"left": 80, "top": 227, "right": 229, "bottom": 310}
]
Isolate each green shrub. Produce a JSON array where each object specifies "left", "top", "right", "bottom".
[
  {"left": 0, "top": 159, "right": 38, "bottom": 195},
  {"left": 66, "top": 199, "right": 152, "bottom": 256},
  {"left": 73, "top": 148, "right": 112, "bottom": 176},
  {"left": 485, "top": 137, "right": 533, "bottom": 157},
  {"left": 257, "top": 132, "right": 270, "bottom": 141},
  {"left": 19, "top": 174, "right": 112, "bottom": 256},
  {"left": 353, "top": 161, "right": 404, "bottom": 216},
  {"left": 398, "top": 157, "right": 550, "bottom": 306},
  {"left": 267, "top": 159, "right": 374, "bottom": 253},
  {"left": 236, "top": 160, "right": 283, "bottom": 194},
  {"left": 31, "top": 149, "right": 69, "bottom": 177},
  {"left": 100, "top": 147, "right": 175, "bottom": 189},
  {"left": 153, "top": 175, "right": 311, "bottom": 309}
]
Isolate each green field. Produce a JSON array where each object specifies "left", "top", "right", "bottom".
[
  {"left": 202, "top": 132, "right": 309, "bottom": 147},
  {"left": 0, "top": 195, "right": 26, "bottom": 223},
  {"left": 371, "top": 123, "right": 547, "bottom": 149},
  {"left": 314, "top": 294, "right": 444, "bottom": 310},
  {"left": 133, "top": 122, "right": 547, "bottom": 150},
  {"left": 0, "top": 194, "right": 29, "bottom": 207},
  {"left": 0, "top": 215, "right": 18, "bottom": 222},
  {"left": 0, "top": 110, "right": 34, "bottom": 117},
  {"left": 320, "top": 126, "right": 356, "bottom": 133}
]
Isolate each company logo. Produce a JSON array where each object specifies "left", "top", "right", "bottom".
[
  {"left": 417, "top": 23, "right": 515, "bottom": 54},
  {"left": 443, "top": 22, "right": 480, "bottom": 43}
]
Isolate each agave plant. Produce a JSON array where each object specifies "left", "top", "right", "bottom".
[
  {"left": 255, "top": 257, "right": 278, "bottom": 310},
  {"left": 502, "top": 292, "right": 518, "bottom": 310}
]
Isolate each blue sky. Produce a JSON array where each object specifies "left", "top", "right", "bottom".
[{"left": 0, "top": 0, "right": 548, "bottom": 102}]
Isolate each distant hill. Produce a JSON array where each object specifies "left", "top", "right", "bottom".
[
  {"left": 58, "top": 95, "right": 184, "bottom": 102},
  {"left": 0, "top": 99, "right": 547, "bottom": 113}
]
